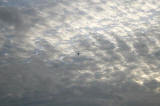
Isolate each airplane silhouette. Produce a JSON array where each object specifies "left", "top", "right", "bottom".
[{"left": 77, "top": 52, "right": 80, "bottom": 56}]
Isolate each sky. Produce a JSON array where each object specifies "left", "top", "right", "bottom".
[{"left": 0, "top": 0, "right": 160, "bottom": 106}]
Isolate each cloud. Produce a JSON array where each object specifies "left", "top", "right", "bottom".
[
  {"left": 0, "top": 6, "right": 33, "bottom": 33},
  {"left": 0, "top": 0, "right": 160, "bottom": 106},
  {"left": 0, "top": 6, "right": 42, "bottom": 60}
]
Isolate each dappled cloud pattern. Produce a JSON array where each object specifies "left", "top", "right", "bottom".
[{"left": 0, "top": 0, "right": 160, "bottom": 106}]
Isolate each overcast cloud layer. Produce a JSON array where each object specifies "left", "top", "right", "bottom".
[{"left": 0, "top": 0, "right": 160, "bottom": 106}]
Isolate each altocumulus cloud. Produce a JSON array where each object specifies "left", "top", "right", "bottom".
[{"left": 0, "top": 0, "right": 160, "bottom": 106}]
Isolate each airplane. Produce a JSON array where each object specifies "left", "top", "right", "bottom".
[{"left": 77, "top": 52, "right": 80, "bottom": 56}]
